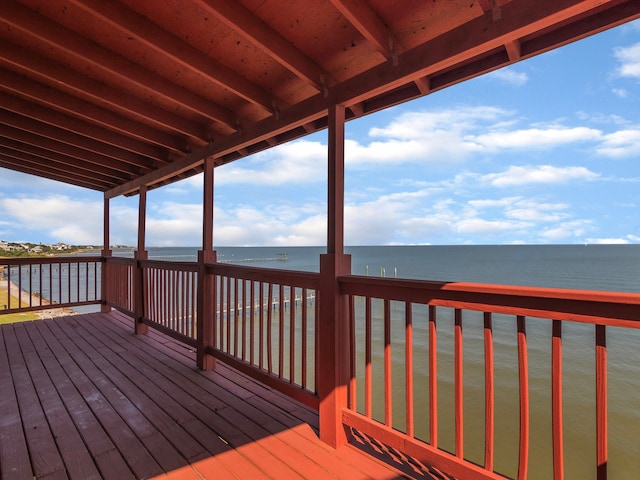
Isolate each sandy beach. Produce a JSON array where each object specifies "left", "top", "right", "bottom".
[{"left": 0, "top": 277, "right": 75, "bottom": 319}]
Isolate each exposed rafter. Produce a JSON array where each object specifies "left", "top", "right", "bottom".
[
  {"left": 328, "top": 0, "right": 403, "bottom": 60},
  {"left": 194, "top": 0, "right": 331, "bottom": 91},
  {"left": 69, "top": 0, "right": 273, "bottom": 118}
]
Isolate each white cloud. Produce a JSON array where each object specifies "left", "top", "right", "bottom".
[
  {"left": 540, "top": 220, "right": 592, "bottom": 240},
  {"left": 215, "top": 140, "right": 327, "bottom": 186},
  {"left": 472, "top": 126, "right": 602, "bottom": 150},
  {"left": 614, "top": 42, "right": 640, "bottom": 79},
  {"left": 586, "top": 237, "right": 631, "bottom": 244},
  {"left": 487, "top": 68, "right": 529, "bottom": 86},
  {"left": 612, "top": 88, "right": 628, "bottom": 98},
  {"left": 596, "top": 129, "right": 640, "bottom": 157},
  {"left": 481, "top": 165, "right": 599, "bottom": 187},
  {"left": 0, "top": 195, "right": 103, "bottom": 244}
]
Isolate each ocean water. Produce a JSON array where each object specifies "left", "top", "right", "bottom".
[
  {"left": 141, "top": 244, "right": 640, "bottom": 292},
  {"left": 117, "top": 244, "right": 640, "bottom": 478}
]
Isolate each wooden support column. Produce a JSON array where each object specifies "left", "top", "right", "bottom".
[
  {"left": 197, "top": 156, "right": 216, "bottom": 370},
  {"left": 101, "top": 195, "right": 112, "bottom": 313},
  {"left": 134, "top": 185, "right": 148, "bottom": 335},
  {"left": 319, "top": 103, "right": 351, "bottom": 448}
]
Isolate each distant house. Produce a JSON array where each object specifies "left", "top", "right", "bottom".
[
  {"left": 52, "top": 243, "right": 70, "bottom": 251},
  {"left": 0, "top": 241, "right": 8, "bottom": 250},
  {"left": 30, "top": 245, "right": 43, "bottom": 253}
]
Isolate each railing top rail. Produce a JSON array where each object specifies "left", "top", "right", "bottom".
[
  {"left": 1, "top": 255, "right": 102, "bottom": 265},
  {"left": 339, "top": 274, "right": 640, "bottom": 327},
  {"left": 139, "top": 259, "right": 199, "bottom": 272},
  {"left": 208, "top": 262, "right": 320, "bottom": 288},
  {"left": 104, "top": 256, "right": 136, "bottom": 265}
]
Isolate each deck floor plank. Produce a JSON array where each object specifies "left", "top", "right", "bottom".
[
  {"left": 41, "top": 320, "right": 164, "bottom": 479},
  {"left": 78, "top": 314, "right": 328, "bottom": 480},
  {"left": 0, "top": 325, "right": 34, "bottom": 480},
  {"left": 82, "top": 315, "right": 349, "bottom": 480},
  {"left": 1, "top": 311, "right": 451, "bottom": 480},
  {"left": 4, "top": 324, "right": 67, "bottom": 479}
]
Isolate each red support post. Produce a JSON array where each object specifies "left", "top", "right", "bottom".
[
  {"left": 134, "top": 185, "right": 148, "bottom": 335},
  {"left": 318, "top": 103, "right": 351, "bottom": 448},
  {"left": 101, "top": 195, "right": 112, "bottom": 313},
  {"left": 197, "top": 249, "right": 216, "bottom": 370},
  {"left": 318, "top": 252, "right": 351, "bottom": 448},
  {"left": 197, "top": 156, "right": 216, "bottom": 370}
]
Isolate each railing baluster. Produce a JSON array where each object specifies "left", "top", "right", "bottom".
[
  {"left": 234, "top": 277, "right": 239, "bottom": 357},
  {"left": 455, "top": 308, "right": 464, "bottom": 459},
  {"left": 301, "top": 287, "right": 307, "bottom": 390},
  {"left": 517, "top": 315, "right": 530, "bottom": 480},
  {"left": 484, "top": 312, "right": 495, "bottom": 471},
  {"left": 279, "top": 285, "right": 284, "bottom": 378},
  {"left": 384, "top": 298, "right": 392, "bottom": 427},
  {"left": 218, "top": 275, "right": 224, "bottom": 350},
  {"left": 242, "top": 279, "right": 248, "bottom": 362},
  {"left": 552, "top": 319, "right": 564, "bottom": 480},
  {"left": 406, "top": 302, "right": 414, "bottom": 437},
  {"left": 365, "top": 296, "right": 372, "bottom": 418},
  {"left": 259, "top": 281, "right": 265, "bottom": 370},
  {"left": 28, "top": 265, "right": 33, "bottom": 307},
  {"left": 250, "top": 280, "right": 256, "bottom": 366},
  {"left": 429, "top": 304, "right": 438, "bottom": 448},
  {"left": 267, "top": 282, "right": 273, "bottom": 374},
  {"left": 226, "top": 276, "right": 231, "bottom": 353},
  {"left": 596, "top": 324, "right": 608, "bottom": 480},
  {"left": 290, "top": 285, "right": 296, "bottom": 384},
  {"left": 348, "top": 294, "right": 356, "bottom": 409}
]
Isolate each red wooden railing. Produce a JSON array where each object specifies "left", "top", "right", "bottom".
[
  {"left": 103, "top": 257, "right": 321, "bottom": 407},
  {"left": 339, "top": 275, "right": 640, "bottom": 480},
  {"left": 5, "top": 255, "right": 640, "bottom": 479},
  {"left": 103, "top": 256, "right": 135, "bottom": 315},
  {"left": 140, "top": 259, "right": 198, "bottom": 347},
  {"left": 0, "top": 256, "right": 101, "bottom": 314},
  {"left": 204, "top": 262, "right": 320, "bottom": 408}
]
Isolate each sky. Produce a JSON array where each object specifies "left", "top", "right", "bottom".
[{"left": 1, "top": 20, "right": 640, "bottom": 248}]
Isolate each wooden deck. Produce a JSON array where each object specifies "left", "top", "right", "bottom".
[{"left": 0, "top": 311, "right": 451, "bottom": 480}]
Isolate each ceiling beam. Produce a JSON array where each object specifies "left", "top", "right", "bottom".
[
  {"left": 0, "top": 123, "right": 146, "bottom": 176},
  {"left": 0, "top": 67, "right": 186, "bottom": 155},
  {"left": 0, "top": 138, "right": 133, "bottom": 181},
  {"left": 329, "top": 0, "right": 403, "bottom": 60},
  {"left": 0, "top": 146, "right": 131, "bottom": 185},
  {"left": 0, "top": 155, "right": 115, "bottom": 190},
  {"left": 1, "top": 0, "right": 235, "bottom": 132},
  {"left": 0, "top": 109, "right": 157, "bottom": 170},
  {"left": 0, "top": 43, "right": 208, "bottom": 143},
  {"left": 0, "top": 89, "right": 168, "bottom": 164},
  {"left": 336, "top": 0, "right": 636, "bottom": 104},
  {"left": 194, "top": 0, "right": 331, "bottom": 90},
  {"left": 70, "top": 0, "right": 277, "bottom": 114}
]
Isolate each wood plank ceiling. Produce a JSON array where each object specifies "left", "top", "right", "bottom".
[{"left": 1, "top": 0, "right": 639, "bottom": 197}]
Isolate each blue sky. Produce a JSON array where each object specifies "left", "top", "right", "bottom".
[{"left": 1, "top": 20, "right": 640, "bottom": 247}]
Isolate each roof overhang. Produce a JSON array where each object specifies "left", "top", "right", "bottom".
[{"left": 0, "top": 0, "right": 638, "bottom": 198}]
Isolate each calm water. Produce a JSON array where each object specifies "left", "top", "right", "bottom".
[
  {"left": 142, "top": 243, "right": 640, "bottom": 292},
  {"left": 121, "top": 245, "right": 640, "bottom": 478}
]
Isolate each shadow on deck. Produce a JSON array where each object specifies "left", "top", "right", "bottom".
[{"left": 0, "top": 311, "right": 453, "bottom": 480}]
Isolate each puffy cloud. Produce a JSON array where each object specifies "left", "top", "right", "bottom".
[
  {"left": 540, "top": 220, "right": 593, "bottom": 240},
  {"left": 596, "top": 129, "right": 640, "bottom": 157},
  {"left": 487, "top": 68, "right": 529, "bottom": 86},
  {"left": 472, "top": 126, "right": 602, "bottom": 150},
  {"left": 481, "top": 165, "right": 599, "bottom": 187},
  {"left": 614, "top": 42, "right": 640, "bottom": 79},
  {"left": 215, "top": 140, "right": 326, "bottom": 186},
  {"left": 0, "top": 195, "right": 103, "bottom": 244}
]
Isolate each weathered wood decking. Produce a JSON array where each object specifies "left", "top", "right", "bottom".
[{"left": 0, "top": 311, "right": 449, "bottom": 480}]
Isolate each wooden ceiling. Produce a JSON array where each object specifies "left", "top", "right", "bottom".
[{"left": 1, "top": 0, "right": 639, "bottom": 197}]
